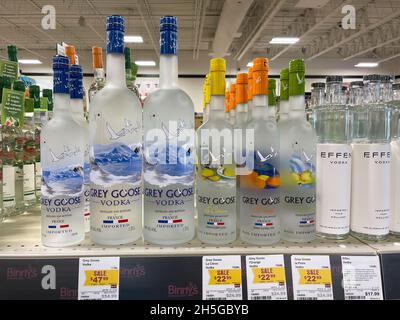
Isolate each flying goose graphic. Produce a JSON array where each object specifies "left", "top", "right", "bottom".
[
  {"left": 161, "top": 119, "right": 187, "bottom": 140},
  {"left": 106, "top": 120, "right": 141, "bottom": 140}
]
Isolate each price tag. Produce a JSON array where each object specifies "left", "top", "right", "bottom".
[
  {"left": 202, "top": 255, "right": 242, "bottom": 300},
  {"left": 246, "top": 255, "right": 287, "bottom": 300},
  {"left": 291, "top": 255, "right": 333, "bottom": 300},
  {"left": 341, "top": 256, "right": 383, "bottom": 300},
  {"left": 78, "top": 257, "right": 120, "bottom": 300}
]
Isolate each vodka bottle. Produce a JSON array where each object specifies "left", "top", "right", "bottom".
[
  {"left": 229, "top": 83, "right": 236, "bottom": 126},
  {"left": 131, "top": 62, "right": 141, "bottom": 99},
  {"left": 197, "top": 58, "right": 236, "bottom": 244},
  {"left": 267, "top": 79, "right": 277, "bottom": 121},
  {"left": 280, "top": 59, "right": 316, "bottom": 242},
  {"left": 351, "top": 75, "right": 391, "bottom": 240},
  {"left": 225, "top": 90, "right": 230, "bottom": 123},
  {"left": 390, "top": 83, "right": 400, "bottom": 235},
  {"left": 89, "top": 16, "right": 143, "bottom": 245},
  {"left": 278, "top": 68, "right": 289, "bottom": 123},
  {"left": 235, "top": 74, "right": 248, "bottom": 128},
  {"left": 40, "top": 55, "right": 85, "bottom": 247},
  {"left": 43, "top": 89, "right": 53, "bottom": 121},
  {"left": 143, "top": 16, "right": 195, "bottom": 245},
  {"left": 239, "top": 57, "right": 280, "bottom": 245},
  {"left": 308, "top": 82, "right": 325, "bottom": 126},
  {"left": 124, "top": 48, "right": 141, "bottom": 98},
  {"left": 314, "top": 76, "right": 352, "bottom": 239},
  {"left": 247, "top": 67, "right": 254, "bottom": 122},
  {"left": 88, "top": 47, "right": 106, "bottom": 103},
  {"left": 69, "top": 64, "right": 90, "bottom": 233},
  {"left": 22, "top": 87, "right": 37, "bottom": 208},
  {"left": 203, "top": 73, "right": 211, "bottom": 123}
]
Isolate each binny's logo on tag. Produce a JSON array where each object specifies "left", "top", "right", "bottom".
[{"left": 168, "top": 282, "right": 199, "bottom": 298}]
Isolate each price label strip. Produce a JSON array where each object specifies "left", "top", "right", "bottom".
[
  {"left": 202, "top": 255, "right": 242, "bottom": 300},
  {"left": 291, "top": 255, "right": 333, "bottom": 300},
  {"left": 341, "top": 256, "right": 383, "bottom": 300},
  {"left": 78, "top": 257, "right": 120, "bottom": 300},
  {"left": 246, "top": 255, "right": 288, "bottom": 300}
]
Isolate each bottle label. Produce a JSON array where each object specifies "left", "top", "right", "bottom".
[
  {"left": 23, "top": 163, "right": 36, "bottom": 201},
  {"left": 316, "top": 144, "right": 352, "bottom": 235},
  {"left": 391, "top": 140, "right": 400, "bottom": 233},
  {"left": 351, "top": 143, "right": 390, "bottom": 236},
  {"left": 239, "top": 149, "right": 280, "bottom": 242},
  {"left": 3, "top": 165, "right": 15, "bottom": 207},
  {"left": 90, "top": 142, "right": 142, "bottom": 236},
  {"left": 35, "top": 162, "right": 41, "bottom": 195}
]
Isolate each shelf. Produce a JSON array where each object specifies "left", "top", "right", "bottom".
[{"left": 0, "top": 206, "right": 377, "bottom": 258}]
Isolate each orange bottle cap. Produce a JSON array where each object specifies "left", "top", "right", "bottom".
[
  {"left": 65, "top": 45, "right": 76, "bottom": 65},
  {"left": 252, "top": 57, "right": 268, "bottom": 96},
  {"left": 92, "top": 47, "right": 103, "bottom": 69},
  {"left": 235, "top": 73, "right": 248, "bottom": 104},
  {"left": 225, "top": 91, "right": 230, "bottom": 113},
  {"left": 229, "top": 83, "right": 236, "bottom": 110},
  {"left": 248, "top": 67, "right": 254, "bottom": 100}
]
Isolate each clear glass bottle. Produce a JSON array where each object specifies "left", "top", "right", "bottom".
[
  {"left": 308, "top": 82, "right": 325, "bottom": 126},
  {"left": 239, "top": 58, "right": 280, "bottom": 245},
  {"left": 41, "top": 55, "right": 85, "bottom": 247},
  {"left": 278, "top": 68, "right": 289, "bottom": 123},
  {"left": 196, "top": 58, "right": 236, "bottom": 244},
  {"left": 89, "top": 16, "right": 143, "bottom": 245},
  {"left": 235, "top": 75, "right": 248, "bottom": 129},
  {"left": 203, "top": 73, "right": 211, "bottom": 123},
  {"left": 390, "top": 83, "right": 400, "bottom": 235},
  {"left": 88, "top": 47, "right": 106, "bottom": 103},
  {"left": 70, "top": 64, "right": 91, "bottom": 233},
  {"left": 314, "top": 76, "right": 352, "bottom": 239},
  {"left": 267, "top": 78, "right": 277, "bottom": 121},
  {"left": 143, "top": 16, "right": 195, "bottom": 245},
  {"left": 280, "top": 59, "right": 316, "bottom": 242},
  {"left": 351, "top": 74, "right": 391, "bottom": 241}
]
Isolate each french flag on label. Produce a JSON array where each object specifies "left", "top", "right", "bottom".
[
  {"left": 84, "top": 212, "right": 90, "bottom": 217},
  {"left": 255, "top": 222, "right": 273, "bottom": 227},
  {"left": 207, "top": 221, "right": 225, "bottom": 226},
  {"left": 300, "top": 219, "right": 315, "bottom": 225},
  {"left": 103, "top": 219, "right": 129, "bottom": 224},
  {"left": 158, "top": 219, "right": 183, "bottom": 224},
  {"left": 48, "top": 224, "right": 69, "bottom": 229}
]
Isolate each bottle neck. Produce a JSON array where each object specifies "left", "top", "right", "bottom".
[
  {"left": 53, "top": 93, "right": 72, "bottom": 119},
  {"left": 70, "top": 98, "right": 85, "bottom": 120},
  {"left": 289, "top": 95, "right": 306, "bottom": 119},
  {"left": 326, "top": 82, "right": 341, "bottom": 104},
  {"left": 381, "top": 82, "right": 393, "bottom": 102},
  {"left": 159, "top": 55, "right": 178, "bottom": 89},
  {"left": 94, "top": 68, "right": 105, "bottom": 81},
  {"left": 365, "top": 82, "right": 381, "bottom": 104},
  {"left": 311, "top": 88, "right": 325, "bottom": 107},
  {"left": 209, "top": 95, "right": 226, "bottom": 120},
  {"left": 350, "top": 87, "right": 364, "bottom": 105},
  {"left": 106, "top": 53, "right": 126, "bottom": 86},
  {"left": 252, "top": 95, "right": 268, "bottom": 119},
  {"left": 280, "top": 100, "right": 290, "bottom": 115}
]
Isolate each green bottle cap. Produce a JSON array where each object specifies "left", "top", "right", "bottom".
[
  {"left": 42, "top": 88, "right": 52, "bottom": 99},
  {"left": 289, "top": 59, "right": 305, "bottom": 96},
  {"left": 124, "top": 47, "right": 132, "bottom": 69},
  {"left": 131, "top": 62, "right": 138, "bottom": 80},
  {"left": 29, "top": 85, "right": 41, "bottom": 108},
  {"left": 268, "top": 79, "right": 276, "bottom": 106},
  {"left": 280, "top": 68, "right": 289, "bottom": 101},
  {"left": 25, "top": 97, "right": 34, "bottom": 112},
  {"left": 7, "top": 45, "right": 18, "bottom": 62},
  {"left": 13, "top": 80, "right": 25, "bottom": 92}
]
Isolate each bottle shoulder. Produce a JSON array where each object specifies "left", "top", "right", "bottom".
[
  {"left": 143, "top": 88, "right": 194, "bottom": 113},
  {"left": 90, "top": 84, "right": 142, "bottom": 112}
]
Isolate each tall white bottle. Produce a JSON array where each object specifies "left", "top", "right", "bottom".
[
  {"left": 143, "top": 16, "right": 195, "bottom": 245},
  {"left": 239, "top": 58, "right": 281, "bottom": 245},
  {"left": 197, "top": 58, "right": 236, "bottom": 244},
  {"left": 280, "top": 59, "right": 316, "bottom": 242},
  {"left": 89, "top": 16, "right": 143, "bottom": 245},
  {"left": 40, "top": 55, "right": 85, "bottom": 247},
  {"left": 69, "top": 64, "right": 90, "bottom": 233}
]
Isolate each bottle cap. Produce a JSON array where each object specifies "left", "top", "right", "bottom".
[
  {"left": 235, "top": 73, "right": 248, "bottom": 104},
  {"left": 124, "top": 47, "right": 132, "bottom": 69},
  {"left": 252, "top": 58, "right": 268, "bottom": 96},
  {"left": 25, "top": 97, "right": 34, "bottom": 113},
  {"left": 7, "top": 45, "right": 17, "bottom": 62},
  {"left": 247, "top": 67, "right": 253, "bottom": 100},
  {"left": 280, "top": 68, "right": 289, "bottom": 101},
  {"left": 326, "top": 75, "right": 342, "bottom": 83},
  {"left": 42, "top": 89, "right": 52, "bottom": 99},
  {"left": 289, "top": 59, "right": 305, "bottom": 96},
  {"left": 393, "top": 83, "right": 400, "bottom": 90},
  {"left": 64, "top": 45, "right": 76, "bottom": 65},
  {"left": 160, "top": 16, "right": 178, "bottom": 55},
  {"left": 13, "top": 80, "right": 25, "bottom": 92},
  {"left": 311, "top": 82, "right": 326, "bottom": 88},
  {"left": 210, "top": 58, "right": 226, "bottom": 96},
  {"left": 69, "top": 64, "right": 83, "bottom": 99},
  {"left": 229, "top": 83, "right": 236, "bottom": 110},
  {"left": 52, "top": 55, "right": 70, "bottom": 94},
  {"left": 52, "top": 55, "right": 70, "bottom": 70},
  {"left": 106, "top": 15, "right": 125, "bottom": 32},
  {"left": 225, "top": 91, "right": 230, "bottom": 112},
  {"left": 350, "top": 81, "right": 363, "bottom": 87},
  {"left": 106, "top": 15, "right": 125, "bottom": 54},
  {"left": 92, "top": 47, "right": 103, "bottom": 69},
  {"left": 268, "top": 79, "right": 276, "bottom": 106},
  {"left": 363, "top": 74, "right": 381, "bottom": 82},
  {"left": 29, "top": 84, "right": 41, "bottom": 108},
  {"left": 380, "top": 75, "right": 392, "bottom": 83},
  {"left": 205, "top": 73, "right": 211, "bottom": 104}
]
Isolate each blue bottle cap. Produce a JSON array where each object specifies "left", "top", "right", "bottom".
[
  {"left": 106, "top": 15, "right": 125, "bottom": 54},
  {"left": 69, "top": 64, "right": 83, "bottom": 99},
  {"left": 160, "top": 16, "right": 178, "bottom": 55},
  {"left": 52, "top": 55, "right": 70, "bottom": 94}
]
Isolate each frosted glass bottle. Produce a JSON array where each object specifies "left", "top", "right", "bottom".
[
  {"left": 70, "top": 64, "right": 91, "bottom": 233},
  {"left": 280, "top": 59, "right": 316, "bottom": 242},
  {"left": 267, "top": 79, "right": 277, "bottom": 121},
  {"left": 89, "top": 16, "right": 143, "bottom": 245},
  {"left": 278, "top": 68, "right": 289, "bottom": 123},
  {"left": 41, "top": 55, "right": 85, "bottom": 247},
  {"left": 143, "top": 16, "right": 195, "bottom": 245}
]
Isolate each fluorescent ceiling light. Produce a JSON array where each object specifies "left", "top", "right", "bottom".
[
  {"left": 247, "top": 62, "right": 253, "bottom": 68},
  {"left": 354, "top": 62, "right": 379, "bottom": 68},
  {"left": 19, "top": 59, "right": 42, "bottom": 64},
  {"left": 135, "top": 60, "right": 156, "bottom": 67},
  {"left": 124, "top": 35, "right": 143, "bottom": 43},
  {"left": 269, "top": 37, "right": 299, "bottom": 44}
]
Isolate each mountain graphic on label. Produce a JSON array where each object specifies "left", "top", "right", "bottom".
[
  {"left": 50, "top": 146, "right": 81, "bottom": 162},
  {"left": 106, "top": 119, "right": 141, "bottom": 140}
]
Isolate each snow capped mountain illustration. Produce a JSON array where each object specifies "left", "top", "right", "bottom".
[{"left": 42, "top": 165, "right": 83, "bottom": 196}]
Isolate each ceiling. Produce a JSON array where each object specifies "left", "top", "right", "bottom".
[{"left": 1, "top": 0, "right": 400, "bottom": 75}]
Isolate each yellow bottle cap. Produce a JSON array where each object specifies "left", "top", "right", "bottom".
[
  {"left": 235, "top": 73, "right": 248, "bottom": 104},
  {"left": 209, "top": 58, "right": 226, "bottom": 96},
  {"left": 205, "top": 73, "right": 211, "bottom": 104}
]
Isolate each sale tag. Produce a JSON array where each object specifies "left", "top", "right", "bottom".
[
  {"left": 291, "top": 255, "right": 333, "bottom": 300},
  {"left": 78, "top": 257, "right": 120, "bottom": 300},
  {"left": 341, "top": 256, "right": 383, "bottom": 300},
  {"left": 202, "top": 256, "right": 242, "bottom": 300},
  {"left": 246, "top": 255, "right": 287, "bottom": 300}
]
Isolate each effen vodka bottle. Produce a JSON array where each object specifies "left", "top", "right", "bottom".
[
  {"left": 314, "top": 76, "right": 352, "bottom": 239},
  {"left": 40, "top": 55, "right": 85, "bottom": 247},
  {"left": 143, "top": 16, "right": 195, "bottom": 245}
]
